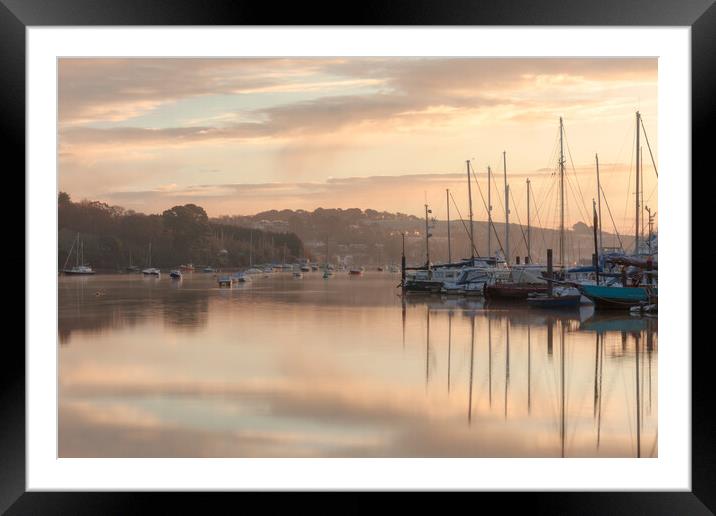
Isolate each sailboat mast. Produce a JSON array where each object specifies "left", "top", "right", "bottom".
[
  {"left": 559, "top": 117, "right": 565, "bottom": 268},
  {"left": 526, "top": 178, "right": 531, "bottom": 263},
  {"left": 596, "top": 153, "right": 603, "bottom": 251},
  {"left": 76, "top": 233, "right": 80, "bottom": 268},
  {"left": 487, "top": 166, "right": 492, "bottom": 258},
  {"left": 249, "top": 230, "right": 253, "bottom": 266},
  {"left": 503, "top": 151, "right": 509, "bottom": 265},
  {"left": 640, "top": 146, "right": 645, "bottom": 244},
  {"left": 424, "top": 203, "right": 431, "bottom": 271},
  {"left": 635, "top": 111, "right": 641, "bottom": 254},
  {"left": 466, "top": 160, "right": 474, "bottom": 261},
  {"left": 446, "top": 189, "right": 452, "bottom": 263}
]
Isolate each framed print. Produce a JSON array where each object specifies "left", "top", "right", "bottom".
[{"left": 6, "top": 0, "right": 713, "bottom": 512}]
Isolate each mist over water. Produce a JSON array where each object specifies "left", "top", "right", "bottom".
[{"left": 59, "top": 273, "right": 657, "bottom": 458}]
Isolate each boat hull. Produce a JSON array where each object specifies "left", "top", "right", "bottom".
[
  {"left": 578, "top": 284, "right": 657, "bottom": 310},
  {"left": 484, "top": 283, "right": 549, "bottom": 301},
  {"left": 62, "top": 270, "right": 96, "bottom": 275}
]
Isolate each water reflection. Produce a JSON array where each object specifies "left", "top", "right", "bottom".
[{"left": 59, "top": 273, "right": 656, "bottom": 458}]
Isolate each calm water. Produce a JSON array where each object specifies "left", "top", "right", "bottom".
[{"left": 59, "top": 272, "right": 657, "bottom": 458}]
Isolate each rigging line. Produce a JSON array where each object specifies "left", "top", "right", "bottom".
[
  {"left": 563, "top": 124, "right": 592, "bottom": 224},
  {"left": 530, "top": 180, "right": 550, "bottom": 257},
  {"left": 563, "top": 168, "right": 590, "bottom": 224},
  {"left": 623, "top": 127, "right": 636, "bottom": 234},
  {"left": 645, "top": 181, "right": 658, "bottom": 205},
  {"left": 508, "top": 186, "right": 530, "bottom": 257},
  {"left": 490, "top": 167, "right": 506, "bottom": 222},
  {"left": 448, "top": 191, "right": 481, "bottom": 258},
  {"left": 640, "top": 117, "right": 658, "bottom": 178},
  {"left": 468, "top": 162, "right": 508, "bottom": 261},
  {"left": 600, "top": 184, "right": 624, "bottom": 249},
  {"left": 533, "top": 168, "right": 559, "bottom": 224}
]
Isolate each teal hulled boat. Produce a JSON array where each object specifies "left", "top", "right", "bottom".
[{"left": 577, "top": 284, "right": 657, "bottom": 310}]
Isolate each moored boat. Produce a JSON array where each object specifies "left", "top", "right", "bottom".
[
  {"left": 577, "top": 284, "right": 657, "bottom": 310},
  {"left": 141, "top": 243, "right": 160, "bottom": 276},
  {"left": 62, "top": 233, "right": 96, "bottom": 275},
  {"left": 169, "top": 270, "right": 182, "bottom": 279},
  {"left": 233, "top": 272, "right": 251, "bottom": 283}
]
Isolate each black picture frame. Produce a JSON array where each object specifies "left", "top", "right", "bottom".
[{"left": 6, "top": 0, "right": 711, "bottom": 512}]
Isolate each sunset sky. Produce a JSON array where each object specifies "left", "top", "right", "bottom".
[{"left": 58, "top": 57, "right": 658, "bottom": 233}]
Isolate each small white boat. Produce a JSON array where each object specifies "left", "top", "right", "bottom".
[
  {"left": 169, "top": 270, "right": 182, "bottom": 279},
  {"left": 141, "top": 243, "right": 160, "bottom": 276},
  {"left": 62, "top": 234, "right": 96, "bottom": 275}
]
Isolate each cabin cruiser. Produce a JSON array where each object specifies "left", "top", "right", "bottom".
[
  {"left": 441, "top": 267, "right": 492, "bottom": 295},
  {"left": 142, "top": 267, "right": 161, "bottom": 277}
]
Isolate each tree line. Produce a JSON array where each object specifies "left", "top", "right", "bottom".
[{"left": 58, "top": 192, "right": 304, "bottom": 270}]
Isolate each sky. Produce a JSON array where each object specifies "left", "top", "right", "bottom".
[{"left": 58, "top": 57, "right": 658, "bottom": 233}]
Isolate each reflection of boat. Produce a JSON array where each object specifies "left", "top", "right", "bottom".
[
  {"left": 323, "top": 270, "right": 333, "bottom": 279},
  {"left": 62, "top": 233, "right": 96, "bottom": 275},
  {"left": 293, "top": 271, "right": 303, "bottom": 279},
  {"left": 169, "top": 270, "right": 182, "bottom": 279},
  {"left": 580, "top": 313, "right": 655, "bottom": 334}
]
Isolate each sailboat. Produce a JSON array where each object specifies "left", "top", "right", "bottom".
[
  {"left": 126, "top": 249, "right": 141, "bottom": 273},
  {"left": 578, "top": 112, "right": 658, "bottom": 309},
  {"left": 484, "top": 150, "right": 550, "bottom": 301},
  {"left": 62, "top": 233, "right": 96, "bottom": 275},
  {"left": 142, "top": 243, "right": 161, "bottom": 276}
]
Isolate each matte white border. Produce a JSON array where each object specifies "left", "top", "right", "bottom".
[{"left": 27, "top": 27, "right": 689, "bottom": 491}]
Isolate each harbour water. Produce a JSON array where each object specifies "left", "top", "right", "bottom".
[{"left": 59, "top": 272, "right": 657, "bottom": 457}]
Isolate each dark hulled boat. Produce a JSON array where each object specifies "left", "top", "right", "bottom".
[{"left": 484, "top": 282, "right": 549, "bottom": 301}]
